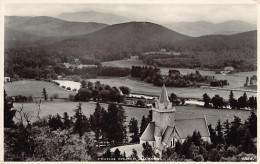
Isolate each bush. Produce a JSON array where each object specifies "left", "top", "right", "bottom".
[
  {"left": 52, "top": 93, "right": 59, "bottom": 99},
  {"left": 67, "top": 87, "right": 71, "bottom": 90},
  {"left": 62, "top": 86, "right": 66, "bottom": 89},
  {"left": 73, "top": 88, "right": 77, "bottom": 92}
]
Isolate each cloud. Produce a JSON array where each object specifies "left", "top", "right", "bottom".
[{"left": 4, "top": 3, "right": 257, "bottom": 24}]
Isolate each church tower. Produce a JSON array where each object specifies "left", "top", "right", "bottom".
[{"left": 152, "top": 84, "right": 176, "bottom": 133}]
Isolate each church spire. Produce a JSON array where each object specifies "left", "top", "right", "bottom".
[{"left": 159, "top": 84, "right": 170, "bottom": 107}]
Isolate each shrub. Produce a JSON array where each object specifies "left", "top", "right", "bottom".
[
  {"left": 67, "top": 87, "right": 71, "bottom": 90},
  {"left": 73, "top": 88, "right": 77, "bottom": 92},
  {"left": 52, "top": 93, "right": 59, "bottom": 99},
  {"left": 62, "top": 86, "right": 66, "bottom": 89}
]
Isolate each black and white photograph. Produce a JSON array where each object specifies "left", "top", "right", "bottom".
[{"left": 2, "top": 0, "right": 258, "bottom": 162}]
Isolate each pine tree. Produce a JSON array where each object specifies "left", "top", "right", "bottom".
[
  {"left": 140, "top": 116, "right": 148, "bottom": 135},
  {"left": 203, "top": 93, "right": 211, "bottom": 107},
  {"left": 241, "top": 130, "right": 256, "bottom": 154},
  {"left": 4, "top": 90, "right": 16, "bottom": 128},
  {"left": 114, "top": 148, "right": 121, "bottom": 161},
  {"left": 128, "top": 118, "right": 139, "bottom": 142},
  {"left": 63, "top": 112, "right": 71, "bottom": 129},
  {"left": 42, "top": 88, "right": 48, "bottom": 101},
  {"left": 73, "top": 103, "right": 85, "bottom": 136},
  {"left": 90, "top": 103, "right": 102, "bottom": 147},
  {"left": 215, "top": 119, "right": 224, "bottom": 144},
  {"left": 247, "top": 111, "right": 257, "bottom": 137},
  {"left": 223, "top": 119, "right": 230, "bottom": 136},
  {"left": 229, "top": 90, "right": 236, "bottom": 109},
  {"left": 130, "top": 149, "right": 139, "bottom": 160}
]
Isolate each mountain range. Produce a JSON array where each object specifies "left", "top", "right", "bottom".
[
  {"left": 56, "top": 11, "right": 129, "bottom": 25},
  {"left": 55, "top": 11, "right": 256, "bottom": 36},
  {"left": 164, "top": 20, "right": 256, "bottom": 37}
]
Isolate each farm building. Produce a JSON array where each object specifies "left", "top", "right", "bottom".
[{"left": 140, "top": 85, "right": 210, "bottom": 157}]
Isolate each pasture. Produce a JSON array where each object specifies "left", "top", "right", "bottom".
[
  {"left": 4, "top": 80, "right": 75, "bottom": 98},
  {"left": 13, "top": 101, "right": 251, "bottom": 128},
  {"left": 88, "top": 77, "right": 257, "bottom": 100},
  {"left": 102, "top": 59, "right": 257, "bottom": 90}
]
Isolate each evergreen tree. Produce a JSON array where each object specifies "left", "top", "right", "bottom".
[
  {"left": 202, "top": 93, "right": 211, "bottom": 107},
  {"left": 81, "top": 80, "right": 87, "bottom": 88},
  {"left": 215, "top": 119, "right": 224, "bottom": 144},
  {"left": 229, "top": 91, "right": 236, "bottom": 109},
  {"left": 237, "top": 93, "right": 248, "bottom": 109},
  {"left": 42, "top": 88, "right": 48, "bottom": 101},
  {"left": 208, "top": 124, "right": 217, "bottom": 147},
  {"left": 73, "top": 103, "right": 85, "bottom": 136},
  {"left": 247, "top": 111, "right": 257, "bottom": 137},
  {"left": 223, "top": 119, "right": 230, "bottom": 136},
  {"left": 128, "top": 118, "right": 139, "bottom": 142},
  {"left": 114, "top": 148, "right": 121, "bottom": 161},
  {"left": 90, "top": 103, "right": 102, "bottom": 147},
  {"left": 140, "top": 116, "right": 148, "bottom": 135},
  {"left": 241, "top": 130, "right": 256, "bottom": 154},
  {"left": 142, "top": 142, "right": 154, "bottom": 159},
  {"left": 130, "top": 149, "right": 139, "bottom": 160},
  {"left": 147, "top": 110, "right": 152, "bottom": 122},
  {"left": 63, "top": 112, "right": 71, "bottom": 129},
  {"left": 4, "top": 90, "right": 16, "bottom": 128}
]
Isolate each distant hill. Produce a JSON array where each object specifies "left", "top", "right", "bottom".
[
  {"left": 165, "top": 20, "right": 256, "bottom": 36},
  {"left": 41, "top": 21, "right": 190, "bottom": 60},
  {"left": 5, "top": 16, "right": 108, "bottom": 37},
  {"left": 5, "top": 16, "right": 108, "bottom": 48},
  {"left": 56, "top": 11, "right": 129, "bottom": 24}
]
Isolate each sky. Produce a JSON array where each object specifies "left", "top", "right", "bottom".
[{"left": 4, "top": 3, "right": 257, "bottom": 24}]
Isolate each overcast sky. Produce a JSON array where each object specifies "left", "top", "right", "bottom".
[{"left": 4, "top": 3, "right": 257, "bottom": 24}]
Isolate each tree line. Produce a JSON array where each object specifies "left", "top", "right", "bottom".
[
  {"left": 131, "top": 66, "right": 228, "bottom": 87},
  {"left": 203, "top": 91, "right": 257, "bottom": 110}
]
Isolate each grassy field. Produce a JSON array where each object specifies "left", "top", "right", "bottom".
[
  {"left": 13, "top": 101, "right": 251, "bottom": 127},
  {"left": 102, "top": 59, "right": 257, "bottom": 90},
  {"left": 4, "top": 80, "right": 75, "bottom": 98},
  {"left": 88, "top": 77, "right": 257, "bottom": 100}
]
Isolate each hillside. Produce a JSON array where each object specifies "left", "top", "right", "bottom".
[
  {"left": 42, "top": 22, "right": 190, "bottom": 60},
  {"left": 165, "top": 20, "right": 256, "bottom": 36},
  {"left": 5, "top": 16, "right": 108, "bottom": 48},
  {"left": 143, "top": 30, "right": 257, "bottom": 71},
  {"left": 56, "top": 10, "right": 129, "bottom": 24}
]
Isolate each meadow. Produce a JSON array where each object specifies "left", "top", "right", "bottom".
[
  {"left": 13, "top": 101, "right": 251, "bottom": 128},
  {"left": 102, "top": 59, "right": 257, "bottom": 90},
  {"left": 4, "top": 80, "right": 75, "bottom": 98}
]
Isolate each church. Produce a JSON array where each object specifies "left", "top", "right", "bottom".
[{"left": 140, "top": 85, "right": 211, "bottom": 155}]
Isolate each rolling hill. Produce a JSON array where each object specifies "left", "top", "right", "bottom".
[
  {"left": 56, "top": 10, "right": 129, "bottom": 24},
  {"left": 41, "top": 21, "right": 190, "bottom": 60},
  {"left": 165, "top": 20, "right": 256, "bottom": 37},
  {"left": 4, "top": 16, "right": 108, "bottom": 48}
]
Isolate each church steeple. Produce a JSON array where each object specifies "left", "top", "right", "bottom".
[{"left": 159, "top": 84, "right": 170, "bottom": 107}]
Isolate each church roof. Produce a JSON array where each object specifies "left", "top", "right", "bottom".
[
  {"left": 162, "top": 126, "right": 174, "bottom": 143},
  {"left": 159, "top": 84, "right": 170, "bottom": 107},
  {"left": 140, "top": 122, "right": 155, "bottom": 141},
  {"left": 154, "top": 126, "right": 162, "bottom": 137},
  {"left": 175, "top": 118, "right": 210, "bottom": 139}
]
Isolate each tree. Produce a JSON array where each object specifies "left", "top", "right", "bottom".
[
  {"left": 215, "top": 119, "right": 224, "bottom": 144},
  {"left": 119, "top": 86, "right": 131, "bottom": 95},
  {"left": 237, "top": 93, "right": 248, "bottom": 109},
  {"left": 4, "top": 90, "right": 16, "bottom": 128},
  {"left": 136, "top": 100, "right": 146, "bottom": 107},
  {"left": 129, "top": 149, "right": 139, "bottom": 160},
  {"left": 78, "top": 88, "right": 92, "bottom": 101},
  {"left": 247, "top": 111, "right": 257, "bottom": 137},
  {"left": 241, "top": 130, "right": 256, "bottom": 154},
  {"left": 142, "top": 142, "right": 154, "bottom": 159},
  {"left": 208, "top": 124, "right": 217, "bottom": 147},
  {"left": 203, "top": 93, "right": 211, "bottom": 107},
  {"left": 73, "top": 103, "right": 86, "bottom": 136},
  {"left": 128, "top": 118, "right": 139, "bottom": 142},
  {"left": 229, "top": 91, "right": 236, "bottom": 109},
  {"left": 63, "top": 112, "right": 71, "bottom": 129},
  {"left": 140, "top": 116, "right": 148, "bottom": 136},
  {"left": 223, "top": 119, "right": 230, "bottom": 137},
  {"left": 244, "top": 77, "right": 249, "bottom": 86},
  {"left": 211, "top": 95, "right": 225, "bottom": 108},
  {"left": 81, "top": 80, "right": 87, "bottom": 88},
  {"left": 248, "top": 96, "right": 257, "bottom": 110},
  {"left": 42, "top": 88, "right": 48, "bottom": 101},
  {"left": 114, "top": 148, "right": 121, "bottom": 161},
  {"left": 90, "top": 103, "right": 103, "bottom": 147}
]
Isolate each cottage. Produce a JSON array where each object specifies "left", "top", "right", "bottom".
[{"left": 140, "top": 85, "right": 210, "bottom": 156}]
